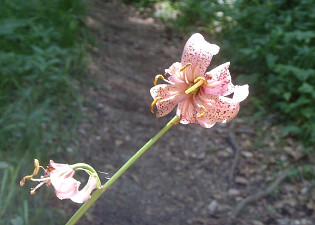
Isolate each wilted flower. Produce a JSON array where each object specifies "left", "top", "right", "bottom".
[
  {"left": 20, "top": 159, "right": 101, "bottom": 203},
  {"left": 150, "top": 33, "right": 249, "bottom": 128}
]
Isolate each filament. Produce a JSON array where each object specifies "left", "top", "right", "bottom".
[{"left": 151, "top": 97, "right": 162, "bottom": 113}]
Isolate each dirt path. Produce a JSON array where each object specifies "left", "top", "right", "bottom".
[{"left": 65, "top": 1, "right": 314, "bottom": 224}]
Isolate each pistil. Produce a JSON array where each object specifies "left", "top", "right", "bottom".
[{"left": 185, "top": 77, "right": 206, "bottom": 94}]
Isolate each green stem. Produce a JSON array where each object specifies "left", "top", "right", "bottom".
[{"left": 65, "top": 116, "right": 179, "bottom": 225}]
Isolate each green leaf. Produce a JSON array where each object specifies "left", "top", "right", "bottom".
[
  {"left": 282, "top": 125, "right": 301, "bottom": 134},
  {"left": 282, "top": 92, "right": 291, "bottom": 101},
  {"left": 298, "top": 82, "right": 314, "bottom": 95}
]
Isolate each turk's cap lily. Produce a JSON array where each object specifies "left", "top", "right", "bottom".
[
  {"left": 20, "top": 159, "right": 101, "bottom": 204},
  {"left": 150, "top": 33, "right": 249, "bottom": 128}
]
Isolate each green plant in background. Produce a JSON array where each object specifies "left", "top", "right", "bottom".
[
  {"left": 122, "top": 0, "right": 160, "bottom": 8},
  {"left": 174, "top": 0, "right": 233, "bottom": 35},
  {"left": 154, "top": 1, "right": 179, "bottom": 23},
  {"left": 220, "top": 0, "right": 315, "bottom": 145},
  {"left": 0, "top": 0, "right": 88, "bottom": 223}
]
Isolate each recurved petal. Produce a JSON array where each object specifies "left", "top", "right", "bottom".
[
  {"left": 203, "top": 62, "right": 234, "bottom": 96},
  {"left": 50, "top": 164, "right": 77, "bottom": 198},
  {"left": 201, "top": 96, "right": 240, "bottom": 123},
  {"left": 70, "top": 174, "right": 98, "bottom": 203},
  {"left": 181, "top": 33, "right": 220, "bottom": 82},
  {"left": 48, "top": 160, "right": 70, "bottom": 171},
  {"left": 197, "top": 85, "right": 248, "bottom": 124},
  {"left": 196, "top": 116, "right": 216, "bottom": 128},
  {"left": 150, "top": 84, "right": 188, "bottom": 117},
  {"left": 165, "top": 62, "right": 185, "bottom": 84}
]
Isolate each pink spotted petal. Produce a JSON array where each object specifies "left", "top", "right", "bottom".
[
  {"left": 165, "top": 62, "right": 186, "bottom": 84},
  {"left": 203, "top": 62, "right": 234, "bottom": 96},
  {"left": 196, "top": 116, "right": 216, "bottom": 128},
  {"left": 70, "top": 174, "right": 98, "bottom": 203},
  {"left": 150, "top": 84, "right": 188, "bottom": 117},
  {"left": 197, "top": 84, "right": 249, "bottom": 124},
  {"left": 199, "top": 95, "right": 239, "bottom": 123},
  {"left": 176, "top": 97, "right": 198, "bottom": 124},
  {"left": 181, "top": 33, "right": 220, "bottom": 83}
]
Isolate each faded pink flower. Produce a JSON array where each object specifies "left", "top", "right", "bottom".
[
  {"left": 150, "top": 33, "right": 249, "bottom": 128},
  {"left": 49, "top": 161, "right": 98, "bottom": 203},
  {"left": 20, "top": 159, "right": 99, "bottom": 204}
]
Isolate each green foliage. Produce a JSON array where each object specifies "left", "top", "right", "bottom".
[
  {"left": 0, "top": 0, "right": 87, "bottom": 156},
  {"left": 122, "top": 0, "right": 160, "bottom": 8},
  {"left": 0, "top": 0, "right": 88, "bottom": 223},
  {"left": 221, "top": 0, "right": 315, "bottom": 145},
  {"left": 154, "top": 1, "right": 179, "bottom": 23},
  {"left": 174, "top": 0, "right": 232, "bottom": 35},
  {"left": 289, "top": 165, "right": 315, "bottom": 181}
]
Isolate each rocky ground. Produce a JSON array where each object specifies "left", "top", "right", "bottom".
[{"left": 59, "top": 0, "right": 315, "bottom": 224}]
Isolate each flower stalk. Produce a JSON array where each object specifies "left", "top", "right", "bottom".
[{"left": 65, "top": 115, "right": 179, "bottom": 225}]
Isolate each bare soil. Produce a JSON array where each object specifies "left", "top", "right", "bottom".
[{"left": 62, "top": 0, "right": 315, "bottom": 224}]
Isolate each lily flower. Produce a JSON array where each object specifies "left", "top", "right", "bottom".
[
  {"left": 20, "top": 159, "right": 101, "bottom": 203},
  {"left": 150, "top": 33, "right": 249, "bottom": 128}
]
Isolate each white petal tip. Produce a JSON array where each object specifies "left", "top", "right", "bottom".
[
  {"left": 234, "top": 85, "right": 249, "bottom": 102},
  {"left": 210, "top": 44, "right": 220, "bottom": 55}
]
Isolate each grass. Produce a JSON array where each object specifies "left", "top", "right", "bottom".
[{"left": 0, "top": 0, "right": 89, "bottom": 223}]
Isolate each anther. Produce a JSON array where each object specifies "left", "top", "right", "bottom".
[
  {"left": 30, "top": 182, "right": 46, "bottom": 195},
  {"left": 151, "top": 97, "right": 162, "bottom": 113},
  {"left": 197, "top": 105, "right": 206, "bottom": 118},
  {"left": 180, "top": 63, "right": 192, "bottom": 72},
  {"left": 194, "top": 77, "right": 207, "bottom": 84},
  {"left": 20, "top": 159, "right": 40, "bottom": 186},
  {"left": 154, "top": 75, "right": 165, "bottom": 85}
]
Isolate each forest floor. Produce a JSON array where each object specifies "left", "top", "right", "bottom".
[{"left": 61, "top": 0, "right": 315, "bottom": 224}]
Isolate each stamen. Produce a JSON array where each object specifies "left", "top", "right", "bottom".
[
  {"left": 30, "top": 177, "right": 50, "bottom": 182},
  {"left": 192, "top": 94, "right": 206, "bottom": 118},
  {"left": 20, "top": 159, "right": 40, "bottom": 186},
  {"left": 30, "top": 182, "right": 46, "bottom": 195},
  {"left": 154, "top": 74, "right": 174, "bottom": 85},
  {"left": 193, "top": 77, "right": 207, "bottom": 84},
  {"left": 151, "top": 97, "right": 162, "bottom": 113},
  {"left": 197, "top": 105, "right": 206, "bottom": 118},
  {"left": 180, "top": 63, "right": 192, "bottom": 84},
  {"left": 154, "top": 75, "right": 165, "bottom": 85},
  {"left": 159, "top": 94, "right": 180, "bottom": 103},
  {"left": 185, "top": 77, "right": 207, "bottom": 94},
  {"left": 171, "top": 114, "right": 182, "bottom": 125},
  {"left": 180, "top": 63, "right": 192, "bottom": 72}
]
